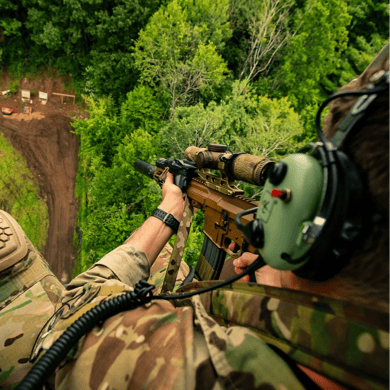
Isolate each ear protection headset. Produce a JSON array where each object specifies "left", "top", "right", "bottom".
[{"left": 236, "top": 70, "right": 389, "bottom": 281}]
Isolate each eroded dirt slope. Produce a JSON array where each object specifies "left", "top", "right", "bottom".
[
  {"left": 0, "top": 113, "right": 78, "bottom": 283},
  {"left": 0, "top": 76, "right": 82, "bottom": 283}
]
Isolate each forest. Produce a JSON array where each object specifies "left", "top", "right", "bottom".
[{"left": 0, "top": 0, "right": 388, "bottom": 275}]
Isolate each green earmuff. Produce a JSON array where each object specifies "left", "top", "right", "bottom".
[{"left": 236, "top": 70, "right": 388, "bottom": 281}]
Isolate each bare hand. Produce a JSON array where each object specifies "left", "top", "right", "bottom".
[
  {"left": 162, "top": 172, "right": 183, "bottom": 200},
  {"left": 160, "top": 172, "right": 185, "bottom": 220},
  {"left": 229, "top": 242, "right": 282, "bottom": 287}
]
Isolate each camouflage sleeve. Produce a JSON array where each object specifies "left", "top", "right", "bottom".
[
  {"left": 93, "top": 244, "right": 150, "bottom": 286},
  {"left": 61, "top": 244, "right": 150, "bottom": 304}
]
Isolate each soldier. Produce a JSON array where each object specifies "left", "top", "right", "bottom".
[{"left": 3, "top": 45, "right": 389, "bottom": 390}]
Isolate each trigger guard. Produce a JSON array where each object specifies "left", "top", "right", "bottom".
[{"left": 224, "top": 246, "right": 242, "bottom": 259}]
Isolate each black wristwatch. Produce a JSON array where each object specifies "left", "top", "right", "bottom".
[{"left": 151, "top": 209, "right": 180, "bottom": 234}]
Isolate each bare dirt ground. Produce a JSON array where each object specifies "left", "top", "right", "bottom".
[{"left": 0, "top": 74, "right": 88, "bottom": 283}]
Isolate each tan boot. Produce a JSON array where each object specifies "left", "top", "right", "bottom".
[{"left": 0, "top": 210, "right": 28, "bottom": 272}]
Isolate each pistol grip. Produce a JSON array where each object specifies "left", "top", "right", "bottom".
[{"left": 195, "top": 235, "right": 226, "bottom": 280}]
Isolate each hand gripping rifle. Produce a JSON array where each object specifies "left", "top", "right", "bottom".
[{"left": 135, "top": 144, "right": 274, "bottom": 293}]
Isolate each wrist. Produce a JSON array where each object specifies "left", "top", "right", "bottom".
[{"left": 159, "top": 198, "right": 185, "bottom": 221}]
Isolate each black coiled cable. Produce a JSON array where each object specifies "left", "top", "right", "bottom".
[
  {"left": 16, "top": 257, "right": 265, "bottom": 390},
  {"left": 16, "top": 280, "right": 155, "bottom": 390}
]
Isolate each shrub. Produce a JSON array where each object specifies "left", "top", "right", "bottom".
[{"left": 9, "top": 80, "right": 19, "bottom": 94}]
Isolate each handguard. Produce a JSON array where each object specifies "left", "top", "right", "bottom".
[{"left": 0, "top": 210, "right": 28, "bottom": 272}]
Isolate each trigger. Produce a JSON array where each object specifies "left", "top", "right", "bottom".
[{"left": 225, "top": 242, "right": 242, "bottom": 259}]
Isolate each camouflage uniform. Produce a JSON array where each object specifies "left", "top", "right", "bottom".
[
  {"left": 27, "top": 241, "right": 388, "bottom": 390},
  {"left": 0, "top": 211, "right": 64, "bottom": 388}
]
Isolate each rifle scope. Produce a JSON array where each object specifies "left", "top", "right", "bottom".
[{"left": 185, "top": 144, "right": 274, "bottom": 186}]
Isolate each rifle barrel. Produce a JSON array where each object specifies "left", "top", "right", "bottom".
[{"left": 134, "top": 160, "right": 157, "bottom": 179}]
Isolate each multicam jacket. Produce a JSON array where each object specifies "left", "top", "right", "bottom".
[
  {"left": 29, "top": 243, "right": 389, "bottom": 390},
  {"left": 0, "top": 211, "right": 64, "bottom": 389}
]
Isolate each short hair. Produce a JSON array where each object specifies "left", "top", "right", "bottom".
[{"left": 322, "top": 45, "right": 389, "bottom": 310}]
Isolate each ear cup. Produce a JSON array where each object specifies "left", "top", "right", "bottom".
[{"left": 292, "top": 150, "right": 365, "bottom": 281}]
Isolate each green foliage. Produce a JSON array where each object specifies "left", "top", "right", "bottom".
[
  {"left": 1, "top": 0, "right": 161, "bottom": 100},
  {"left": 159, "top": 80, "right": 304, "bottom": 159},
  {"left": 319, "top": 0, "right": 389, "bottom": 94},
  {"left": 182, "top": 209, "right": 204, "bottom": 267},
  {"left": 73, "top": 96, "right": 122, "bottom": 166},
  {"left": 346, "top": 0, "right": 388, "bottom": 43},
  {"left": 224, "top": 0, "right": 293, "bottom": 82},
  {"left": 83, "top": 52, "right": 137, "bottom": 102},
  {"left": 336, "top": 41, "right": 388, "bottom": 91},
  {"left": 230, "top": 93, "right": 305, "bottom": 158},
  {"left": 0, "top": 132, "right": 48, "bottom": 250},
  {"left": 74, "top": 129, "right": 162, "bottom": 271},
  {"left": 2, "top": 0, "right": 383, "bottom": 275},
  {"left": 9, "top": 80, "right": 19, "bottom": 94},
  {"left": 120, "top": 85, "right": 164, "bottom": 135},
  {"left": 0, "top": 18, "right": 22, "bottom": 37},
  {"left": 280, "top": 0, "right": 352, "bottom": 110},
  {"left": 179, "top": 0, "right": 231, "bottom": 51},
  {"left": 72, "top": 90, "right": 164, "bottom": 272},
  {"left": 134, "top": 0, "right": 231, "bottom": 115}
]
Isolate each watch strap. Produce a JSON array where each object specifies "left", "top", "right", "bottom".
[{"left": 151, "top": 209, "right": 180, "bottom": 234}]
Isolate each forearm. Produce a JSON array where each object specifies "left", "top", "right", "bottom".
[
  {"left": 124, "top": 198, "right": 185, "bottom": 266},
  {"left": 62, "top": 174, "right": 185, "bottom": 295}
]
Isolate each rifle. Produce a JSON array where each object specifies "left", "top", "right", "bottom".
[{"left": 135, "top": 144, "right": 274, "bottom": 292}]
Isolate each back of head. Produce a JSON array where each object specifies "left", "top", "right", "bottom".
[{"left": 323, "top": 44, "right": 389, "bottom": 311}]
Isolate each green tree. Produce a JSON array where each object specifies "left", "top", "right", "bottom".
[
  {"left": 224, "top": 0, "right": 293, "bottom": 82},
  {"left": 0, "top": 0, "right": 162, "bottom": 100},
  {"left": 120, "top": 85, "right": 164, "bottom": 135},
  {"left": 78, "top": 128, "right": 161, "bottom": 268},
  {"left": 72, "top": 87, "right": 164, "bottom": 272},
  {"left": 325, "top": 0, "right": 389, "bottom": 90},
  {"left": 73, "top": 96, "right": 122, "bottom": 166},
  {"left": 134, "top": 0, "right": 231, "bottom": 117},
  {"left": 0, "top": 0, "right": 30, "bottom": 72},
  {"left": 280, "top": 0, "right": 352, "bottom": 110},
  {"left": 159, "top": 80, "right": 304, "bottom": 158}
]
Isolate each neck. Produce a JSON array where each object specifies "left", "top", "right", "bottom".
[{"left": 280, "top": 271, "right": 389, "bottom": 313}]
